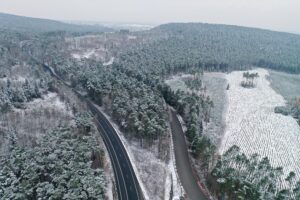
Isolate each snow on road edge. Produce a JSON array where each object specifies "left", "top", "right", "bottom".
[
  {"left": 96, "top": 106, "right": 150, "bottom": 200},
  {"left": 168, "top": 107, "right": 185, "bottom": 199}
]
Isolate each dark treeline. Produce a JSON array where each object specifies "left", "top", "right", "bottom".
[
  {"left": 0, "top": 13, "right": 113, "bottom": 33},
  {"left": 241, "top": 71, "right": 259, "bottom": 88},
  {"left": 209, "top": 146, "right": 300, "bottom": 200},
  {"left": 151, "top": 23, "right": 300, "bottom": 73},
  {"left": 78, "top": 64, "right": 167, "bottom": 143}
]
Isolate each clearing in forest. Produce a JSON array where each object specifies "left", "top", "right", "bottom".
[{"left": 219, "top": 68, "right": 300, "bottom": 187}]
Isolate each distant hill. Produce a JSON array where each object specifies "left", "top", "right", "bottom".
[
  {"left": 0, "top": 13, "right": 113, "bottom": 33},
  {"left": 147, "top": 23, "right": 300, "bottom": 73}
]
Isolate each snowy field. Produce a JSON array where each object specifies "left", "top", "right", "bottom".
[{"left": 219, "top": 68, "right": 300, "bottom": 187}]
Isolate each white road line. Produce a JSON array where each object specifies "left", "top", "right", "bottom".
[
  {"left": 95, "top": 117, "right": 129, "bottom": 200},
  {"left": 100, "top": 113, "right": 142, "bottom": 199}
]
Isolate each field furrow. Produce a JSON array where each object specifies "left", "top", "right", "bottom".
[{"left": 220, "top": 68, "right": 300, "bottom": 187}]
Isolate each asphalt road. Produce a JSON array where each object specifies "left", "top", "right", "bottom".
[
  {"left": 42, "top": 63, "right": 143, "bottom": 200},
  {"left": 168, "top": 108, "right": 208, "bottom": 200},
  {"left": 88, "top": 101, "right": 143, "bottom": 200}
]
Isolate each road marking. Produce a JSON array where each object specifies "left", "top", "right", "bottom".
[
  {"left": 95, "top": 117, "right": 129, "bottom": 200},
  {"left": 100, "top": 113, "right": 142, "bottom": 199},
  {"left": 94, "top": 118, "right": 123, "bottom": 200}
]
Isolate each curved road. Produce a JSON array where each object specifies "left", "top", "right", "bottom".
[
  {"left": 88, "top": 101, "right": 143, "bottom": 200},
  {"left": 168, "top": 108, "right": 208, "bottom": 200},
  {"left": 41, "top": 62, "right": 143, "bottom": 200}
]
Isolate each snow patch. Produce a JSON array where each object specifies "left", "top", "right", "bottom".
[
  {"left": 0, "top": 75, "right": 26, "bottom": 83},
  {"left": 72, "top": 49, "right": 97, "bottom": 59},
  {"left": 165, "top": 74, "right": 193, "bottom": 94},
  {"left": 128, "top": 35, "right": 137, "bottom": 40},
  {"left": 103, "top": 57, "right": 115, "bottom": 66},
  {"left": 23, "top": 92, "right": 70, "bottom": 114}
]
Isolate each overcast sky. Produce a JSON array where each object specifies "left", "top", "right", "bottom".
[{"left": 0, "top": 0, "right": 299, "bottom": 34}]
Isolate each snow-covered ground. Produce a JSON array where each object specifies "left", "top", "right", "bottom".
[
  {"left": 219, "top": 68, "right": 300, "bottom": 187},
  {"left": 165, "top": 74, "right": 193, "bottom": 93},
  {"left": 0, "top": 92, "right": 73, "bottom": 154},
  {"left": 24, "top": 93, "right": 69, "bottom": 112},
  {"left": 103, "top": 57, "right": 115, "bottom": 66},
  {"left": 72, "top": 49, "right": 103, "bottom": 60}
]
